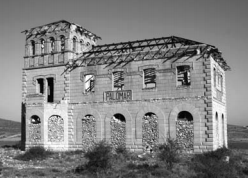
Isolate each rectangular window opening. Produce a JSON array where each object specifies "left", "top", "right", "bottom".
[
  {"left": 177, "top": 65, "right": 191, "bottom": 86},
  {"left": 85, "top": 74, "right": 95, "bottom": 93},
  {"left": 113, "top": 71, "right": 124, "bottom": 91},
  {"left": 37, "top": 78, "right": 44, "bottom": 94},
  {"left": 144, "top": 68, "right": 156, "bottom": 88},
  {"left": 47, "top": 78, "right": 54, "bottom": 103}
]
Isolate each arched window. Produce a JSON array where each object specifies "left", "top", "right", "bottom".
[
  {"left": 29, "top": 115, "right": 41, "bottom": 142},
  {"left": 111, "top": 113, "right": 126, "bottom": 148},
  {"left": 31, "top": 40, "right": 35, "bottom": 55},
  {"left": 215, "top": 112, "right": 219, "bottom": 147},
  {"left": 40, "top": 39, "right": 45, "bottom": 54},
  {"left": 60, "top": 36, "right": 65, "bottom": 52},
  {"left": 82, "top": 115, "right": 96, "bottom": 150},
  {"left": 50, "top": 37, "right": 55, "bottom": 52},
  {"left": 73, "top": 37, "right": 77, "bottom": 52},
  {"left": 80, "top": 40, "right": 84, "bottom": 52},
  {"left": 30, "top": 115, "right": 41, "bottom": 124},
  {"left": 177, "top": 111, "right": 194, "bottom": 151}
]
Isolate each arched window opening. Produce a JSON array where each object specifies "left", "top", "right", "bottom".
[
  {"left": 82, "top": 114, "right": 96, "bottom": 150},
  {"left": 176, "top": 111, "right": 194, "bottom": 152},
  {"left": 222, "top": 114, "right": 225, "bottom": 146},
  {"left": 80, "top": 40, "right": 84, "bottom": 52},
  {"left": 111, "top": 113, "right": 126, "bottom": 148},
  {"left": 48, "top": 115, "right": 64, "bottom": 142},
  {"left": 142, "top": 112, "right": 158, "bottom": 152},
  {"left": 60, "top": 36, "right": 65, "bottom": 51},
  {"left": 50, "top": 37, "right": 55, "bottom": 52},
  {"left": 214, "top": 68, "right": 216, "bottom": 87},
  {"left": 40, "top": 39, "right": 45, "bottom": 54},
  {"left": 215, "top": 112, "right": 219, "bottom": 147},
  {"left": 29, "top": 115, "right": 41, "bottom": 142},
  {"left": 177, "top": 111, "right": 193, "bottom": 121},
  {"left": 31, "top": 41, "right": 35, "bottom": 55},
  {"left": 73, "top": 37, "right": 77, "bottom": 52},
  {"left": 30, "top": 115, "right": 41, "bottom": 124}
]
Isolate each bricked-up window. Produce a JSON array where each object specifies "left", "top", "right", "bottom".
[
  {"left": 113, "top": 71, "right": 124, "bottom": 90},
  {"left": 47, "top": 77, "right": 54, "bottom": 102},
  {"left": 60, "top": 36, "right": 65, "bottom": 52},
  {"left": 73, "top": 37, "right": 77, "bottom": 52},
  {"left": 37, "top": 78, "right": 44, "bottom": 94},
  {"left": 40, "top": 39, "right": 45, "bottom": 54},
  {"left": 50, "top": 37, "right": 55, "bottom": 52},
  {"left": 144, "top": 68, "right": 156, "bottom": 88},
  {"left": 85, "top": 74, "right": 95, "bottom": 93},
  {"left": 31, "top": 40, "right": 35, "bottom": 55},
  {"left": 177, "top": 65, "right": 191, "bottom": 86}
]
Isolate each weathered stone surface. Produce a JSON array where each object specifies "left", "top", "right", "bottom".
[
  {"left": 82, "top": 115, "right": 96, "bottom": 150},
  {"left": 142, "top": 114, "right": 158, "bottom": 151},
  {"left": 29, "top": 123, "right": 41, "bottom": 142},
  {"left": 111, "top": 116, "right": 126, "bottom": 149},
  {"left": 48, "top": 115, "right": 64, "bottom": 142},
  {"left": 176, "top": 120, "right": 193, "bottom": 151}
]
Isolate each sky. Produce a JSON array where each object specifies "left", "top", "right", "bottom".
[{"left": 0, "top": 0, "right": 247, "bottom": 125}]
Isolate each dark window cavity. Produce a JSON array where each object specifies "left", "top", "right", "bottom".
[
  {"left": 214, "top": 68, "right": 216, "bottom": 87},
  {"left": 177, "top": 65, "right": 191, "bottom": 86},
  {"left": 31, "top": 41, "right": 35, "bottom": 55},
  {"left": 40, "top": 39, "right": 45, "bottom": 54},
  {"left": 47, "top": 78, "right": 54, "bottom": 102},
  {"left": 144, "top": 68, "right": 156, "bottom": 88},
  {"left": 80, "top": 40, "right": 84, "bottom": 52},
  {"left": 177, "top": 111, "right": 193, "bottom": 121},
  {"left": 113, "top": 71, "right": 124, "bottom": 90},
  {"left": 37, "top": 78, "right": 44, "bottom": 94},
  {"left": 30, "top": 115, "right": 41, "bottom": 124},
  {"left": 50, "top": 37, "right": 55, "bottom": 52},
  {"left": 85, "top": 74, "right": 95, "bottom": 93},
  {"left": 60, "top": 36, "right": 65, "bottom": 51},
  {"left": 73, "top": 37, "right": 77, "bottom": 52}
]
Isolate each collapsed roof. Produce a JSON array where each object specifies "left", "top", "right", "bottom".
[
  {"left": 22, "top": 20, "right": 101, "bottom": 41},
  {"left": 65, "top": 36, "right": 230, "bottom": 73}
]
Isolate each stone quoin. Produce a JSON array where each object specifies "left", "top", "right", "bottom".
[{"left": 21, "top": 20, "right": 230, "bottom": 153}]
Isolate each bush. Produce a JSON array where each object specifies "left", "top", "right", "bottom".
[
  {"left": 156, "top": 138, "right": 181, "bottom": 169},
  {"left": 84, "top": 140, "right": 113, "bottom": 173},
  {"left": 191, "top": 147, "right": 240, "bottom": 178},
  {"left": 15, "top": 146, "right": 53, "bottom": 161}
]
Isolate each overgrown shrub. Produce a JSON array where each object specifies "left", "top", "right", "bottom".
[
  {"left": 156, "top": 138, "right": 181, "bottom": 169},
  {"left": 15, "top": 146, "right": 53, "bottom": 161},
  {"left": 191, "top": 147, "right": 240, "bottom": 178},
  {"left": 84, "top": 140, "right": 113, "bottom": 173}
]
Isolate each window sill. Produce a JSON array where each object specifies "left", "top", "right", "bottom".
[
  {"left": 176, "top": 85, "right": 191, "bottom": 90},
  {"left": 142, "top": 87, "right": 157, "bottom": 91},
  {"left": 83, "top": 91, "right": 95, "bottom": 96}
]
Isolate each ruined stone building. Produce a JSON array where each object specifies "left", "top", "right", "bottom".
[{"left": 21, "top": 20, "right": 230, "bottom": 153}]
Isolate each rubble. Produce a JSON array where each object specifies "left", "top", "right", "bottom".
[
  {"left": 29, "top": 123, "right": 41, "bottom": 142},
  {"left": 82, "top": 115, "right": 96, "bottom": 151},
  {"left": 48, "top": 115, "right": 64, "bottom": 142},
  {"left": 142, "top": 114, "right": 158, "bottom": 151},
  {"left": 110, "top": 116, "right": 126, "bottom": 149},
  {"left": 176, "top": 120, "right": 194, "bottom": 151}
]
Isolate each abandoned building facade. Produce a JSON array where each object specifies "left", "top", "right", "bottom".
[{"left": 21, "top": 20, "right": 230, "bottom": 153}]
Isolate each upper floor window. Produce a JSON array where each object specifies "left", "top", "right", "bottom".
[
  {"left": 177, "top": 65, "right": 191, "bottom": 86},
  {"left": 73, "top": 37, "right": 77, "bottom": 52},
  {"left": 40, "top": 39, "right": 45, "bottom": 54},
  {"left": 85, "top": 74, "right": 95, "bottom": 93},
  {"left": 144, "top": 68, "right": 156, "bottom": 88},
  {"left": 31, "top": 40, "right": 35, "bottom": 55},
  {"left": 37, "top": 78, "right": 44, "bottom": 94},
  {"left": 220, "top": 75, "right": 223, "bottom": 91},
  {"left": 214, "top": 68, "right": 216, "bottom": 87},
  {"left": 47, "top": 77, "right": 54, "bottom": 103},
  {"left": 113, "top": 71, "right": 124, "bottom": 90},
  {"left": 60, "top": 36, "right": 65, "bottom": 52},
  {"left": 50, "top": 37, "right": 55, "bottom": 52}
]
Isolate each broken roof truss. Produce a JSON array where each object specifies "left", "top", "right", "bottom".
[{"left": 64, "top": 36, "right": 231, "bottom": 73}]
